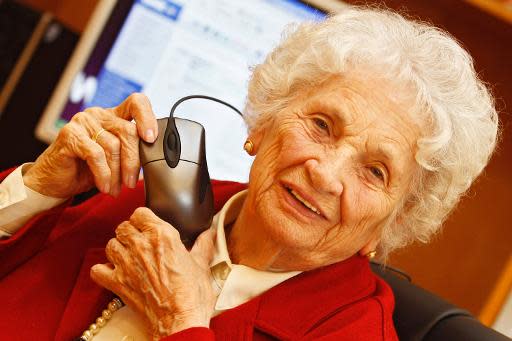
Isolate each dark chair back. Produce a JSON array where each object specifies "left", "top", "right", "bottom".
[{"left": 371, "top": 263, "right": 510, "bottom": 341}]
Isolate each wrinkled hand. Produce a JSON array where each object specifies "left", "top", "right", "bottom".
[
  {"left": 23, "top": 93, "right": 158, "bottom": 198},
  {"left": 90, "top": 207, "right": 216, "bottom": 340}
]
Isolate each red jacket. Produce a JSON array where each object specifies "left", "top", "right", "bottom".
[{"left": 0, "top": 169, "right": 398, "bottom": 340}]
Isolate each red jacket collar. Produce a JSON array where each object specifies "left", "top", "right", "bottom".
[
  {"left": 253, "top": 255, "right": 375, "bottom": 338},
  {"left": 210, "top": 255, "right": 377, "bottom": 340}
]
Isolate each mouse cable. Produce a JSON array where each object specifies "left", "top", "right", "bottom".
[{"left": 169, "top": 95, "right": 244, "bottom": 119}]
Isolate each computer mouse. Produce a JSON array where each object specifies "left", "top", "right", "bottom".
[{"left": 139, "top": 117, "right": 214, "bottom": 248}]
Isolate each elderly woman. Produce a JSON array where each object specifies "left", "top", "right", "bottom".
[{"left": 0, "top": 6, "right": 498, "bottom": 341}]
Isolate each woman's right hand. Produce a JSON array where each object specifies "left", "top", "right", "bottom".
[{"left": 23, "top": 93, "right": 158, "bottom": 198}]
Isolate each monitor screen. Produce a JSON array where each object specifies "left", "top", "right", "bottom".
[{"left": 38, "top": 0, "right": 329, "bottom": 182}]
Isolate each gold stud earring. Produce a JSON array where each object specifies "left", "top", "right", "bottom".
[
  {"left": 244, "top": 140, "right": 254, "bottom": 155},
  {"left": 365, "top": 250, "right": 377, "bottom": 260}
]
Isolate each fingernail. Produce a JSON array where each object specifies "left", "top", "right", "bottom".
[
  {"left": 129, "top": 175, "right": 136, "bottom": 188},
  {"left": 103, "top": 183, "right": 110, "bottom": 194},
  {"left": 145, "top": 129, "right": 155, "bottom": 142}
]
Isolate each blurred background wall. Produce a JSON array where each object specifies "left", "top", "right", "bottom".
[
  {"left": 17, "top": 0, "right": 99, "bottom": 33},
  {"left": 1, "top": 0, "right": 511, "bottom": 331}
]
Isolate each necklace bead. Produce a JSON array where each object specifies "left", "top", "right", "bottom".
[
  {"left": 96, "top": 317, "right": 106, "bottom": 327},
  {"left": 89, "top": 323, "right": 99, "bottom": 335},
  {"left": 77, "top": 298, "right": 124, "bottom": 340},
  {"left": 102, "top": 309, "right": 113, "bottom": 320},
  {"left": 108, "top": 301, "right": 118, "bottom": 312},
  {"left": 82, "top": 330, "right": 92, "bottom": 340}
]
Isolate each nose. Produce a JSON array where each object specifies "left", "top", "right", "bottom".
[{"left": 305, "top": 159, "right": 344, "bottom": 196}]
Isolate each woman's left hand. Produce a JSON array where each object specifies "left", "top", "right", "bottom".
[{"left": 90, "top": 207, "right": 216, "bottom": 340}]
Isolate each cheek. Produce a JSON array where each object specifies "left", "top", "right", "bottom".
[
  {"left": 250, "top": 121, "right": 313, "bottom": 183},
  {"left": 273, "top": 123, "right": 321, "bottom": 169},
  {"left": 248, "top": 142, "right": 282, "bottom": 197},
  {"left": 339, "top": 184, "right": 391, "bottom": 234}
]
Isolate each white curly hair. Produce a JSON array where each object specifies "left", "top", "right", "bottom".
[{"left": 244, "top": 6, "right": 499, "bottom": 257}]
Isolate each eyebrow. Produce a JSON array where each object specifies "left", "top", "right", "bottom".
[
  {"left": 306, "top": 100, "right": 349, "bottom": 127},
  {"left": 374, "top": 141, "right": 406, "bottom": 178}
]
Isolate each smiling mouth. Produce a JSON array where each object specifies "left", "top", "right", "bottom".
[{"left": 284, "top": 185, "right": 321, "bottom": 215}]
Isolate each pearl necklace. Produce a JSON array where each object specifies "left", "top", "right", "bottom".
[{"left": 75, "top": 297, "right": 124, "bottom": 341}]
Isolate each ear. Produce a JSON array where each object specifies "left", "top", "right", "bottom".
[
  {"left": 246, "top": 126, "right": 266, "bottom": 155},
  {"left": 358, "top": 235, "right": 381, "bottom": 258}
]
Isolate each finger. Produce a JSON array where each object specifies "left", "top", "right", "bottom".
[
  {"left": 115, "top": 221, "right": 141, "bottom": 246},
  {"left": 70, "top": 110, "right": 102, "bottom": 138},
  {"left": 91, "top": 264, "right": 139, "bottom": 309},
  {"left": 130, "top": 207, "right": 184, "bottom": 249},
  {"left": 105, "top": 237, "right": 129, "bottom": 266},
  {"left": 112, "top": 93, "right": 158, "bottom": 143},
  {"left": 62, "top": 124, "right": 111, "bottom": 193},
  {"left": 94, "top": 129, "right": 122, "bottom": 196},
  {"left": 129, "top": 207, "right": 166, "bottom": 233},
  {"left": 85, "top": 104, "right": 142, "bottom": 188},
  {"left": 102, "top": 117, "right": 140, "bottom": 189},
  {"left": 90, "top": 263, "right": 117, "bottom": 292},
  {"left": 190, "top": 228, "right": 216, "bottom": 265}
]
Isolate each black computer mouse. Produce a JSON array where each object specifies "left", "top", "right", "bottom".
[{"left": 139, "top": 117, "right": 214, "bottom": 247}]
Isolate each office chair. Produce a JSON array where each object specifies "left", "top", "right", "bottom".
[{"left": 371, "top": 263, "right": 510, "bottom": 340}]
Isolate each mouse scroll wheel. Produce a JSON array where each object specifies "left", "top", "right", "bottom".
[{"left": 167, "top": 132, "right": 178, "bottom": 151}]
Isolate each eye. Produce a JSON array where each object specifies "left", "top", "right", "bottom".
[
  {"left": 313, "top": 117, "right": 329, "bottom": 131},
  {"left": 369, "top": 166, "right": 385, "bottom": 181}
]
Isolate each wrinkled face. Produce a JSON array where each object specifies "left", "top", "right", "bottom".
[{"left": 245, "top": 75, "right": 421, "bottom": 270}]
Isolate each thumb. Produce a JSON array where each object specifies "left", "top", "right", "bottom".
[{"left": 190, "top": 228, "right": 216, "bottom": 265}]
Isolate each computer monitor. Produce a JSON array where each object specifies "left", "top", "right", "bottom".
[{"left": 36, "top": 0, "right": 346, "bottom": 182}]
